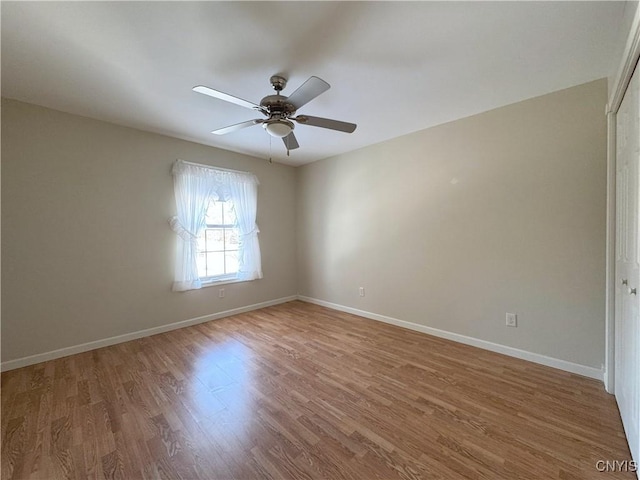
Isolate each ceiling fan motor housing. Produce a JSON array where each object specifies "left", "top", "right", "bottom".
[
  {"left": 260, "top": 95, "right": 297, "bottom": 117},
  {"left": 260, "top": 77, "right": 298, "bottom": 138}
]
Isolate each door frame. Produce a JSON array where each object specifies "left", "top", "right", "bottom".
[{"left": 605, "top": 6, "right": 640, "bottom": 394}]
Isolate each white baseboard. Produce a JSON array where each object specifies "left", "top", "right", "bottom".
[
  {"left": 1, "top": 295, "right": 298, "bottom": 372},
  {"left": 297, "top": 295, "right": 603, "bottom": 381},
  {"left": 2, "top": 294, "right": 603, "bottom": 382}
]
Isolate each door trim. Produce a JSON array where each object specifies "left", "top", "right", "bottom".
[
  {"left": 605, "top": 5, "right": 640, "bottom": 394},
  {"left": 609, "top": 9, "right": 640, "bottom": 115},
  {"left": 605, "top": 111, "right": 616, "bottom": 394}
]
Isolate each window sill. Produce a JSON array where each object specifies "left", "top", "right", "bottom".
[{"left": 200, "top": 277, "right": 246, "bottom": 288}]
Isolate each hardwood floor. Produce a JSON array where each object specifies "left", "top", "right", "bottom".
[{"left": 1, "top": 301, "right": 634, "bottom": 479}]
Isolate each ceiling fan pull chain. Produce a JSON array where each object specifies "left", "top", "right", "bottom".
[{"left": 269, "top": 135, "right": 273, "bottom": 164}]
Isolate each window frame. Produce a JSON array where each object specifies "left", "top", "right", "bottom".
[{"left": 197, "top": 199, "right": 240, "bottom": 285}]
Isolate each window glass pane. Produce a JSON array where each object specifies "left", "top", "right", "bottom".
[
  {"left": 206, "top": 252, "right": 225, "bottom": 277},
  {"left": 198, "top": 199, "right": 243, "bottom": 281},
  {"left": 205, "top": 201, "right": 224, "bottom": 225},
  {"left": 223, "top": 202, "right": 237, "bottom": 225},
  {"left": 206, "top": 229, "right": 224, "bottom": 251},
  {"left": 226, "top": 229, "right": 240, "bottom": 249},
  {"left": 225, "top": 251, "right": 239, "bottom": 274},
  {"left": 197, "top": 232, "right": 206, "bottom": 252}
]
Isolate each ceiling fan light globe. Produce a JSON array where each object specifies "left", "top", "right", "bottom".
[{"left": 263, "top": 120, "right": 293, "bottom": 138}]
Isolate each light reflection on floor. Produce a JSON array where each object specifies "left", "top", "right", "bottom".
[{"left": 191, "top": 338, "right": 255, "bottom": 451}]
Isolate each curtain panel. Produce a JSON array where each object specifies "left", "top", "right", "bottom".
[{"left": 169, "top": 160, "right": 261, "bottom": 292}]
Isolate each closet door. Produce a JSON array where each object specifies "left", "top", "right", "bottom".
[{"left": 615, "top": 63, "right": 640, "bottom": 464}]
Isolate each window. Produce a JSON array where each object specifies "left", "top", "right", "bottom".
[
  {"left": 196, "top": 199, "right": 240, "bottom": 282},
  {"left": 169, "top": 160, "right": 262, "bottom": 292}
]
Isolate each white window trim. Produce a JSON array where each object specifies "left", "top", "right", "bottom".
[{"left": 200, "top": 276, "right": 247, "bottom": 288}]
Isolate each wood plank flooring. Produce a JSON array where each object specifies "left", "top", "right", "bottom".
[{"left": 1, "top": 301, "right": 634, "bottom": 479}]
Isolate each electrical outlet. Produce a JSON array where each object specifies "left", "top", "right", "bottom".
[
  {"left": 506, "top": 313, "right": 517, "bottom": 327},
  {"left": 219, "top": 288, "right": 225, "bottom": 298},
  {"left": 359, "top": 287, "right": 365, "bottom": 297}
]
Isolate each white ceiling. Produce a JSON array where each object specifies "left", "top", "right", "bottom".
[{"left": 1, "top": 1, "right": 628, "bottom": 166}]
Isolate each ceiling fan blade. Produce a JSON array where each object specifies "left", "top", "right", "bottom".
[
  {"left": 286, "top": 76, "right": 330, "bottom": 110},
  {"left": 193, "top": 85, "right": 261, "bottom": 111},
  {"left": 282, "top": 131, "right": 300, "bottom": 150},
  {"left": 212, "top": 119, "right": 264, "bottom": 135},
  {"left": 294, "top": 115, "right": 357, "bottom": 133}
]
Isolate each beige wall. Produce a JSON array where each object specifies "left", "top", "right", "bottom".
[
  {"left": 296, "top": 79, "right": 608, "bottom": 369},
  {"left": 2, "top": 79, "right": 609, "bottom": 370},
  {"left": 1, "top": 99, "right": 297, "bottom": 363}
]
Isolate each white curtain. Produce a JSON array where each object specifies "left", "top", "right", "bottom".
[
  {"left": 169, "top": 160, "right": 261, "bottom": 291},
  {"left": 169, "top": 162, "right": 213, "bottom": 291},
  {"left": 229, "top": 178, "right": 263, "bottom": 281}
]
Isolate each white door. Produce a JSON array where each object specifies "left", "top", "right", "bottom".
[{"left": 615, "top": 63, "right": 640, "bottom": 465}]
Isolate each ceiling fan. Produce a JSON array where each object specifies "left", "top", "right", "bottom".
[{"left": 193, "top": 75, "right": 357, "bottom": 153}]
